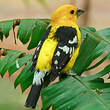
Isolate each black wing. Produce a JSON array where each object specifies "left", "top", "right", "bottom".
[
  {"left": 50, "top": 26, "right": 78, "bottom": 81},
  {"left": 31, "top": 26, "right": 51, "bottom": 71}
]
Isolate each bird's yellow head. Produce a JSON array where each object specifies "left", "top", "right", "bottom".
[{"left": 51, "top": 5, "right": 84, "bottom": 26}]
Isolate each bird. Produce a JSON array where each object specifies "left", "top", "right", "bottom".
[{"left": 25, "top": 4, "right": 84, "bottom": 109}]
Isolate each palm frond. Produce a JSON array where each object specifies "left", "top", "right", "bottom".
[{"left": 0, "top": 19, "right": 110, "bottom": 110}]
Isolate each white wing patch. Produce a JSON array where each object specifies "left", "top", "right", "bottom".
[
  {"left": 33, "top": 70, "right": 45, "bottom": 85},
  {"left": 34, "top": 54, "right": 37, "bottom": 59},
  {"left": 59, "top": 45, "right": 69, "bottom": 54},
  {"left": 54, "top": 60, "right": 58, "bottom": 64},
  {"left": 55, "top": 51, "right": 60, "bottom": 56},
  {"left": 68, "top": 36, "right": 77, "bottom": 44},
  {"left": 38, "top": 41, "right": 41, "bottom": 45},
  {"left": 36, "top": 46, "right": 40, "bottom": 51}
]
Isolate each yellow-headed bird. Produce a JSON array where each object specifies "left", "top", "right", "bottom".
[{"left": 25, "top": 5, "right": 84, "bottom": 108}]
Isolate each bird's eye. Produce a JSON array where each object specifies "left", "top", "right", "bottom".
[{"left": 70, "top": 10, "right": 74, "bottom": 14}]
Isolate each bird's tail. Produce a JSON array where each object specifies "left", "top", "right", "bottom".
[
  {"left": 25, "top": 70, "right": 45, "bottom": 109},
  {"left": 25, "top": 84, "right": 42, "bottom": 109}
]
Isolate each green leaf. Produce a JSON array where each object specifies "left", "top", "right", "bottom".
[
  {"left": 0, "top": 20, "right": 13, "bottom": 38},
  {"left": 0, "top": 19, "right": 50, "bottom": 49},
  {"left": 83, "top": 65, "right": 110, "bottom": 82},
  {"left": 8, "top": 54, "right": 32, "bottom": 76},
  {"left": 41, "top": 77, "right": 110, "bottom": 110},
  {"left": 82, "top": 27, "right": 110, "bottom": 45},
  {"left": 17, "top": 19, "right": 37, "bottom": 44},
  {"left": 27, "top": 20, "right": 48, "bottom": 50},
  {"left": 19, "top": 64, "right": 35, "bottom": 92},
  {"left": 85, "top": 41, "right": 109, "bottom": 71},
  {"left": 96, "top": 28, "right": 110, "bottom": 39},
  {"left": 73, "top": 27, "right": 110, "bottom": 75},
  {"left": 17, "top": 19, "right": 50, "bottom": 49},
  {"left": 0, "top": 32, "right": 3, "bottom": 41},
  {"left": 72, "top": 32, "right": 99, "bottom": 75},
  {"left": 20, "top": 74, "right": 34, "bottom": 92},
  {"left": 14, "top": 61, "right": 33, "bottom": 89},
  {"left": 81, "top": 27, "right": 96, "bottom": 32},
  {"left": 87, "top": 53, "right": 110, "bottom": 71},
  {"left": 101, "top": 88, "right": 110, "bottom": 107},
  {"left": 0, "top": 50, "right": 22, "bottom": 77},
  {"left": 87, "top": 78, "right": 110, "bottom": 90},
  {"left": 80, "top": 27, "right": 96, "bottom": 40},
  {"left": 0, "top": 49, "right": 33, "bottom": 92}
]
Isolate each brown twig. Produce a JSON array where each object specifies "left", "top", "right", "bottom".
[
  {"left": 0, "top": 48, "right": 27, "bottom": 57},
  {"left": 12, "top": 19, "right": 21, "bottom": 44},
  {"left": 0, "top": 48, "right": 8, "bottom": 57}
]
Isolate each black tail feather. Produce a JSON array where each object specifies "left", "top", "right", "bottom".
[{"left": 25, "top": 84, "right": 42, "bottom": 109}]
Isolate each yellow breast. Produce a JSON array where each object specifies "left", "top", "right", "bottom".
[
  {"left": 36, "top": 25, "right": 81, "bottom": 73},
  {"left": 36, "top": 26, "right": 59, "bottom": 72},
  {"left": 36, "top": 38, "right": 58, "bottom": 72}
]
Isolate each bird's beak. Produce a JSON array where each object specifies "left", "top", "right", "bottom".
[{"left": 76, "top": 8, "right": 84, "bottom": 17}]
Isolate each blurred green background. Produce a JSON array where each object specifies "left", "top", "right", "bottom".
[{"left": 0, "top": 77, "right": 41, "bottom": 110}]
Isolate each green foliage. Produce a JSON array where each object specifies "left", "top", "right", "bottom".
[
  {"left": 0, "top": 19, "right": 110, "bottom": 110},
  {"left": 0, "top": 50, "right": 22, "bottom": 77},
  {"left": 0, "top": 19, "right": 50, "bottom": 49},
  {"left": 0, "top": 20, "right": 13, "bottom": 40},
  {"left": 73, "top": 27, "right": 110, "bottom": 75},
  {"left": 41, "top": 76, "right": 110, "bottom": 110}
]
